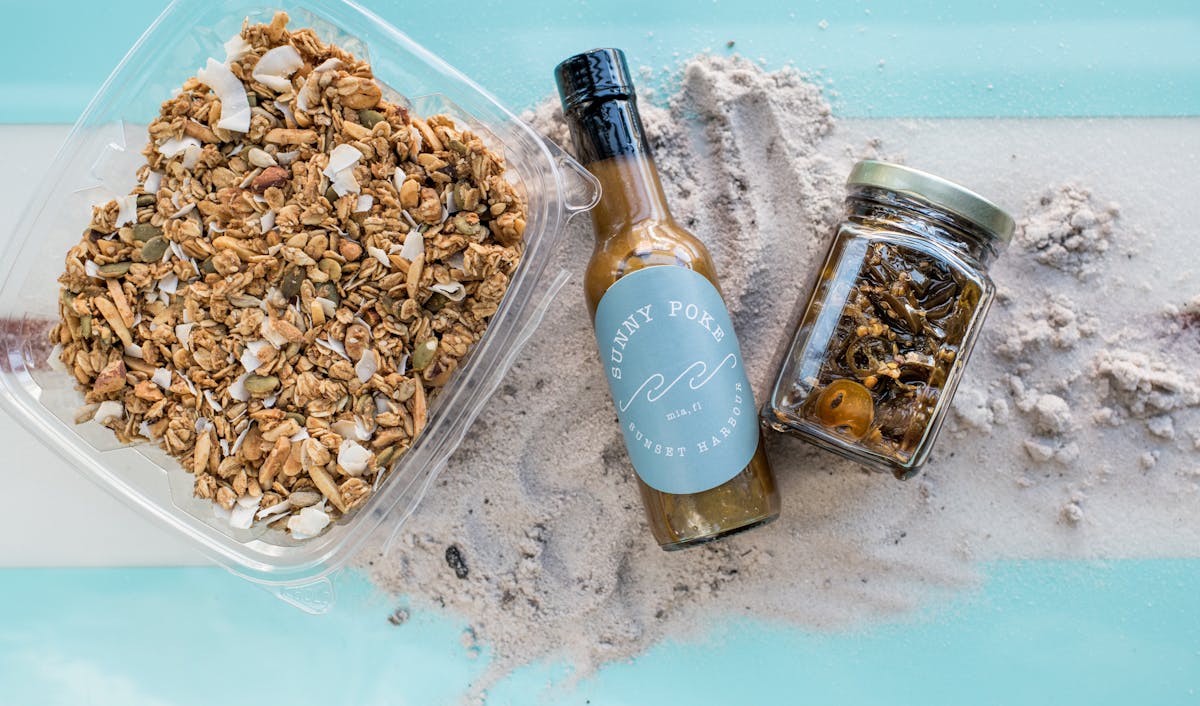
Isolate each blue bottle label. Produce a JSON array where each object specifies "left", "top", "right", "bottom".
[{"left": 594, "top": 266, "right": 757, "bottom": 495}]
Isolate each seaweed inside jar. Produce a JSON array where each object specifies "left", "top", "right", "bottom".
[{"left": 794, "top": 241, "right": 982, "bottom": 473}]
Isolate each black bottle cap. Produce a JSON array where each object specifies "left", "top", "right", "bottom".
[
  {"left": 555, "top": 48, "right": 636, "bottom": 115},
  {"left": 554, "top": 48, "right": 650, "bottom": 165}
]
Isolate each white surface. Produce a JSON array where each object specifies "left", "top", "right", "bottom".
[
  {"left": 0, "top": 118, "right": 1193, "bottom": 567},
  {"left": 0, "top": 126, "right": 201, "bottom": 566}
]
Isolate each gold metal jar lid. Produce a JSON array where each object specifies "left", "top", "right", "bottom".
[{"left": 847, "top": 160, "right": 1015, "bottom": 244}]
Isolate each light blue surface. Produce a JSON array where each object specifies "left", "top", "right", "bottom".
[
  {"left": 1, "top": 563, "right": 1198, "bottom": 705},
  {"left": 1, "top": 1, "right": 1198, "bottom": 703},
  {"left": 0, "top": 0, "right": 1197, "bottom": 122}
]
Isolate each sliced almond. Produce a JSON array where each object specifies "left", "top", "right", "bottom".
[
  {"left": 258, "top": 436, "right": 290, "bottom": 487},
  {"left": 93, "top": 296, "right": 133, "bottom": 348},
  {"left": 308, "top": 463, "right": 347, "bottom": 512},
  {"left": 412, "top": 381, "right": 427, "bottom": 437}
]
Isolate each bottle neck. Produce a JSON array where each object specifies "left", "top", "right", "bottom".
[
  {"left": 563, "top": 96, "right": 672, "bottom": 239},
  {"left": 846, "top": 185, "right": 1000, "bottom": 269},
  {"left": 586, "top": 154, "right": 673, "bottom": 238}
]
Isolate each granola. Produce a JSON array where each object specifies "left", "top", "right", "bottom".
[{"left": 49, "top": 12, "right": 526, "bottom": 538}]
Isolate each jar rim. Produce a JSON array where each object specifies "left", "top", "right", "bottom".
[{"left": 847, "top": 160, "right": 1015, "bottom": 245}]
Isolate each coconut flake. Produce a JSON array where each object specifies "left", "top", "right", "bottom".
[
  {"left": 355, "top": 349, "right": 378, "bottom": 383},
  {"left": 84, "top": 260, "right": 100, "bottom": 278},
  {"left": 181, "top": 145, "right": 201, "bottom": 170},
  {"left": 400, "top": 210, "right": 418, "bottom": 229},
  {"left": 316, "top": 336, "right": 350, "bottom": 360},
  {"left": 219, "top": 438, "right": 231, "bottom": 456},
  {"left": 263, "top": 395, "right": 278, "bottom": 408},
  {"left": 448, "top": 251, "right": 465, "bottom": 271},
  {"left": 287, "top": 505, "right": 330, "bottom": 539},
  {"left": 228, "top": 372, "right": 250, "bottom": 402},
  {"left": 324, "top": 144, "right": 363, "bottom": 176},
  {"left": 175, "top": 323, "right": 194, "bottom": 348},
  {"left": 354, "top": 195, "right": 373, "bottom": 213},
  {"left": 229, "top": 495, "right": 261, "bottom": 530},
  {"left": 170, "top": 201, "right": 196, "bottom": 219},
  {"left": 95, "top": 400, "right": 124, "bottom": 423},
  {"left": 239, "top": 347, "right": 261, "bottom": 373},
  {"left": 224, "top": 34, "right": 253, "bottom": 62},
  {"left": 276, "top": 150, "right": 299, "bottom": 165},
  {"left": 399, "top": 230, "right": 425, "bottom": 262},
  {"left": 115, "top": 195, "right": 138, "bottom": 227},
  {"left": 252, "top": 45, "right": 303, "bottom": 92},
  {"left": 430, "top": 281, "right": 466, "bottom": 302},
  {"left": 241, "top": 340, "right": 272, "bottom": 372},
  {"left": 271, "top": 100, "right": 296, "bottom": 128},
  {"left": 410, "top": 126, "right": 423, "bottom": 152},
  {"left": 158, "top": 273, "right": 179, "bottom": 296},
  {"left": 124, "top": 342, "right": 144, "bottom": 359},
  {"left": 296, "top": 58, "right": 344, "bottom": 111},
  {"left": 260, "top": 317, "right": 289, "bottom": 347},
  {"left": 230, "top": 425, "right": 252, "bottom": 455},
  {"left": 151, "top": 368, "right": 172, "bottom": 389},
  {"left": 445, "top": 188, "right": 458, "bottom": 214},
  {"left": 329, "top": 168, "right": 360, "bottom": 197},
  {"left": 196, "top": 58, "right": 251, "bottom": 132},
  {"left": 366, "top": 246, "right": 390, "bottom": 268},
  {"left": 397, "top": 353, "right": 409, "bottom": 375},
  {"left": 138, "top": 420, "right": 154, "bottom": 439},
  {"left": 338, "top": 439, "right": 371, "bottom": 476},
  {"left": 144, "top": 170, "right": 163, "bottom": 194},
  {"left": 312, "top": 297, "right": 337, "bottom": 319},
  {"left": 157, "top": 136, "right": 201, "bottom": 159},
  {"left": 289, "top": 428, "right": 310, "bottom": 442},
  {"left": 204, "top": 390, "right": 223, "bottom": 412},
  {"left": 195, "top": 417, "right": 213, "bottom": 434},
  {"left": 257, "top": 499, "right": 292, "bottom": 521},
  {"left": 260, "top": 209, "right": 276, "bottom": 233},
  {"left": 47, "top": 344, "right": 66, "bottom": 373}
]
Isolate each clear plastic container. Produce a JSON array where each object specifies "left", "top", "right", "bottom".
[{"left": 0, "top": 0, "right": 599, "bottom": 612}]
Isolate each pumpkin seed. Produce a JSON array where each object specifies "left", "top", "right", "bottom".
[
  {"left": 280, "top": 266, "right": 305, "bottom": 299},
  {"left": 285, "top": 412, "right": 307, "bottom": 427},
  {"left": 244, "top": 374, "right": 280, "bottom": 395},
  {"left": 132, "top": 223, "right": 162, "bottom": 242},
  {"left": 201, "top": 257, "right": 217, "bottom": 275},
  {"left": 325, "top": 186, "right": 339, "bottom": 204},
  {"left": 318, "top": 258, "right": 342, "bottom": 281},
  {"left": 316, "top": 281, "right": 340, "bottom": 305},
  {"left": 411, "top": 338, "right": 438, "bottom": 371},
  {"left": 376, "top": 444, "right": 404, "bottom": 467},
  {"left": 80, "top": 315, "right": 92, "bottom": 338},
  {"left": 246, "top": 92, "right": 258, "bottom": 107},
  {"left": 136, "top": 193, "right": 156, "bottom": 207},
  {"left": 98, "top": 262, "right": 132, "bottom": 277},
  {"left": 448, "top": 138, "right": 468, "bottom": 156},
  {"left": 357, "top": 109, "right": 384, "bottom": 128},
  {"left": 425, "top": 292, "right": 449, "bottom": 313},
  {"left": 141, "top": 237, "right": 168, "bottom": 262}
]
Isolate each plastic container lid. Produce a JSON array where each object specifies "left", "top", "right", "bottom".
[{"left": 0, "top": 0, "right": 599, "bottom": 613}]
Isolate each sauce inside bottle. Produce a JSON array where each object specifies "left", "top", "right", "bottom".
[{"left": 557, "top": 48, "right": 780, "bottom": 549}]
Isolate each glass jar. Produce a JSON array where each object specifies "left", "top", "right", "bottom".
[{"left": 762, "top": 160, "right": 1014, "bottom": 479}]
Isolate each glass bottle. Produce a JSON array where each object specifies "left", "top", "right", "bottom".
[
  {"left": 763, "top": 160, "right": 1014, "bottom": 479},
  {"left": 556, "top": 48, "right": 780, "bottom": 549}
]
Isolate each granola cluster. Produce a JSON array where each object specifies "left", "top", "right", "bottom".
[{"left": 50, "top": 12, "right": 526, "bottom": 538}]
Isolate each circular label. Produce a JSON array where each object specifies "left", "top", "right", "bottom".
[{"left": 594, "top": 266, "right": 757, "bottom": 495}]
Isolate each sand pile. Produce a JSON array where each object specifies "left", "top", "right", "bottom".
[{"left": 359, "top": 55, "right": 1200, "bottom": 693}]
